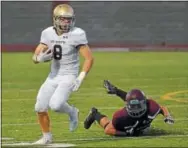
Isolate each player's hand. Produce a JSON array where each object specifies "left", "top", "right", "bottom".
[
  {"left": 103, "top": 80, "right": 117, "bottom": 94},
  {"left": 71, "top": 78, "right": 82, "bottom": 92},
  {"left": 71, "top": 72, "right": 86, "bottom": 92},
  {"left": 164, "top": 115, "right": 174, "bottom": 125},
  {"left": 33, "top": 49, "right": 53, "bottom": 63}
]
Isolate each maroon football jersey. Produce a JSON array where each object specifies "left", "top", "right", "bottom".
[{"left": 112, "top": 99, "right": 161, "bottom": 134}]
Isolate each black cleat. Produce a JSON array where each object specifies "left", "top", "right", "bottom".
[{"left": 84, "top": 107, "right": 98, "bottom": 129}]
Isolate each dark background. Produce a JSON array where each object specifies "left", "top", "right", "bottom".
[{"left": 2, "top": 1, "right": 188, "bottom": 51}]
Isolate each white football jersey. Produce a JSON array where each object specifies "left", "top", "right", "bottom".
[{"left": 40, "top": 26, "right": 88, "bottom": 76}]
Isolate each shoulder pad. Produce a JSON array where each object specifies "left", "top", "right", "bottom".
[
  {"left": 71, "top": 27, "right": 86, "bottom": 35},
  {"left": 41, "top": 26, "right": 54, "bottom": 33}
]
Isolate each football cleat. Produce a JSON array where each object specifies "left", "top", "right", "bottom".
[
  {"left": 32, "top": 136, "right": 52, "bottom": 145},
  {"left": 69, "top": 107, "right": 79, "bottom": 132},
  {"left": 84, "top": 107, "right": 98, "bottom": 129}
]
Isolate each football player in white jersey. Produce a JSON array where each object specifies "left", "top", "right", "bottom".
[{"left": 32, "top": 4, "right": 94, "bottom": 144}]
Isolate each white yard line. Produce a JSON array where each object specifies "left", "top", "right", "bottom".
[
  {"left": 2, "top": 104, "right": 188, "bottom": 113},
  {"left": 1, "top": 143, "right": 76, "bottom": 147},
  {"left": 2, "top": 89, "right": 37, "bottom": 92},
  {"left": 0, "top": 92, "right": 186, "bottom": 101},
  {"left": 2, "top": 87, "right": 104, "bottom": 92},
  {"left": 118, "top": 77, "right": 188, "bottom": 81},
  {"left": 2, "top": 134, "right": 188, "bottom": 146},
  {"left": 2, "top": 96, "right": 162, "bottom": 102},
  {"left": 55, "top": 134, "right": 188, "bottom": 142},
  {"left": 1, "top": 118, "right": 188, "bottom": 127}
]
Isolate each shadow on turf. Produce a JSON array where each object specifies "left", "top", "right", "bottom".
[
  {"left": 3, "top": 129, "right": 183, "bottom": 147},
  {"left": 142, "top": 127, "right": 183, "bottom": 137},
  {"left": 66, "top": 128, "right": 185, "bottom": 144}
]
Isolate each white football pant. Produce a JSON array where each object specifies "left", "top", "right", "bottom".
[{"left": 35, "top": 75, "right": 77, "bottom": 114}]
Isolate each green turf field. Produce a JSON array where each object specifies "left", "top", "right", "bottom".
[{"left": 2, "top": 52, "right": 188, "bottom": 147}]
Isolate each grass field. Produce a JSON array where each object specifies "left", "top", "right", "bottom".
[{"left": 1, "top": 52, "right": 188, "bottom": 147}]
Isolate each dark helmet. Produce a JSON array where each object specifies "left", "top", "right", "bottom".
[{"left": 126, "top": 89, "right": 147, "bottom": 118}]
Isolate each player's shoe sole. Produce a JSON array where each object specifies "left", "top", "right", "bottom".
[{"left": 84, "top": 107, "right": 98, "bottom": 129}]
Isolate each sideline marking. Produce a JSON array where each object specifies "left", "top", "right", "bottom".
[
  {"left": 2, "top": 143, "right": 76, "bottom": 147},
  {"left": 2, "top": 134, "right": 188, "bottom": 145},
  {"left": 161, "top": 90, "right": 188, "bottom": 103},
  {"left": 1, "top": 137, "right": 14, "bottom": 140}
]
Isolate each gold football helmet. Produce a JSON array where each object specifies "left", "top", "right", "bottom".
[{"left": 53, "top": 4, "right": 75, "bottom": 33}]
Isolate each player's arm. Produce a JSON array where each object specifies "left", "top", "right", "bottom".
[
  {"left": 160, "top": 105, "right": 174, "bottom": 124},
  {"left": 160, "top": 106, "right": 171, "bottom": 117},
  {"left": 32, "top": 43, "right": 52, "bottom": 64},
  {"left": 103, "top": 80, "right": 127, "bottom": 101},
  {"left": 147, "top": 99, "right": 174, "bottom": 124},
  {"left": 32, "top": 43, "right": 47, "bottom": 64},
  {"left": 79, "top": 44, "right": 94, "bottom": 74},
  {"left": 32, "top": 29, "right": 53, "bottom": 64},
  {"left": 71, "top": 44, "right": 94, "bottom": 91}
]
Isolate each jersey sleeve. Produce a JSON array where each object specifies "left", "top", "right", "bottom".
[
  {"left": 147, "top": 99, "right": 161, "bottom": 119},
  {"left": 74, "top": 30, "right": 88, "bottom": 47},
  {"left": 40, "top": 30, "right": 49, "bottom": 46}
]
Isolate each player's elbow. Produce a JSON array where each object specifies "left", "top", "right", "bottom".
[
  {"left": 90, "top": 57, "right": 94, "bottom": 64},
  {"left": 87, "top": 56, "right": 94, "bottom": 63},
  {"left": 84, "top": 57, "right": 94, "bottom": 68},
  {"left": 89, "top": 56, "right": 94, "bottom": 66}
]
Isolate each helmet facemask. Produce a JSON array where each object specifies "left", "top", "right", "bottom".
[
  {"left": 53, "top": 15, "right": 75, "bottom": 33},
  {"left": 127, "top": 99, "right": 147, "bottom": 118}
]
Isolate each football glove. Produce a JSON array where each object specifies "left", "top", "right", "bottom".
[
  {"left": 32, "top": 49, "right": 53, "bottom": 63},
  {"left": 71, "top": 72, "right": 86, "bottom": 92},
  {"left": 103, "top": 80, "right": 117, "bottom": 94},
  {"left": 164, "top": 115, "right": 174, "bottom": 125}
]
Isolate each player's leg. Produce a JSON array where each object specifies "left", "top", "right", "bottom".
[
  {"left": 84, "top": 108, "right": 117, "bottom": 135},
  {"left": 34, "top": 78, "right": 57, "bottom": 144},
  {"left": 49, "top": 75, "right": 79, "bottom": 131},
  {"left": 84, "top": 108, "right": 109, "bottom": 128}
]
